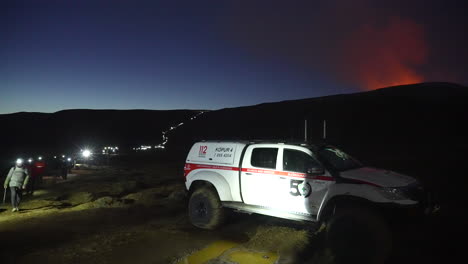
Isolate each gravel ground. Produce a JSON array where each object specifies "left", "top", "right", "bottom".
[{"left": 0, "top": 165, "right": 319, "bottom": 264}]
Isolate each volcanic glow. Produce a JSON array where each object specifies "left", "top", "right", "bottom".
[{"left": 343, "top": 17, "right": 428, "bottom": 90}]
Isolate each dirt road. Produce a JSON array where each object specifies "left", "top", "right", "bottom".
[
  {"left": 0, "top": 164, "right": 320, "bottom": 264},
  {"left": 0, "top": 162, "right": 454, "bottom": 264}
]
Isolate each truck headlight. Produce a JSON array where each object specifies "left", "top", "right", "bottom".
[{"left": 378, "top": 187, "right": 407, "bottom": 200}]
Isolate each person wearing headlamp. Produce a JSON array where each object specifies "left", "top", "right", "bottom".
[{"left": 3, "top": 158, "right": 30, "bottom": 212}]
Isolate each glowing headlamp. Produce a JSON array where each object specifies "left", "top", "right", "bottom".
[{"left": 82, "top": 149, "right": 91, "bottom": 158}]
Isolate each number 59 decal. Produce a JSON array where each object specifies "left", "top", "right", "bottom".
[{"left": 290, "top": 180, "right": 312, "bottom": 197}]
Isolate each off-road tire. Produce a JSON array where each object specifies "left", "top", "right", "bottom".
[
  {"left": 326, "top": 207, "right": 392, "bottom": 264},
  {"left": 188, "top": 186, "right": 225, "bottom": 230}
]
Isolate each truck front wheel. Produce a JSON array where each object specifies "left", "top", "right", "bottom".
[
  {"left": 326, "top": 207, "right": 392, "bottom": 264},
  {"left": 188, "top": 186, "right": 225, "bottom": 230}
]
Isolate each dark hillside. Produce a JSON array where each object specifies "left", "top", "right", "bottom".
[
  {"left": 0, "top": 109, "right": 199, "bottom": 159},
  {"left": 170, "top": 82, "right": 467, "bottom": 153}
]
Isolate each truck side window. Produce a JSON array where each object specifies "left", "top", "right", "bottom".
[
  {"left": 251, "top": 148, "right": 278, "bottom": 169},
  {"left": 283, "top": 149, "right": 321, "bottom": 173}
]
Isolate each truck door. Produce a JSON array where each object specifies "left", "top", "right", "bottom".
[
  {"left": 240, "top": 145, "right": 281, "bottom": 207},
  {"left": 279, "top": 148, "right": 334, "bottom": 216}
]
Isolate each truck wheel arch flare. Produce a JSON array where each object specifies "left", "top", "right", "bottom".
[{"left": 186, "top": 170, "right": 234, "bottom": 201}]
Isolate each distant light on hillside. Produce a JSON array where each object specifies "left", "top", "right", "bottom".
[{"left": 102, "top": 146, "right": 119, "bottom": 155}]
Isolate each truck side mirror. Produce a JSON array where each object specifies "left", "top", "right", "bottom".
[{"left": 307, "top": 167, "right": 324, "bottom": 176}]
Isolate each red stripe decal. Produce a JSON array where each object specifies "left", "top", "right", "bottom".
[
  {"left": 184, "top": 163, "right": 239, "bottom": 176},
  {"left": 184, "top": 163, "right": 334, "bottom": 181},
  {"left": 313, "top": 176, "right": 336, "bottom": 181}
]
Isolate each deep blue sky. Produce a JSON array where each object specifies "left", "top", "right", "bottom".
[{"left": 2, "top": 0, "right": 467, "bottom": 114}]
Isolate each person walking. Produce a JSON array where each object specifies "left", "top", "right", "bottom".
[
  {"left": 60, "top": 158, "right": 68, "bottom": 180},
  {"left": 3, "top": 158, "right": 30, "bottom": 212},
  {"left": 28, "top": 157, "right": 46, "bottom": 195}
]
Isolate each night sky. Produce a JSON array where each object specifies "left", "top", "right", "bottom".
[{"left": 2, "top": 0, "right": 467, "bottom": 114}]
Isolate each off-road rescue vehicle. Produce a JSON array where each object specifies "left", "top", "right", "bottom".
[{"left": 184, "top": 141, "right": 430, "bottom": 230}]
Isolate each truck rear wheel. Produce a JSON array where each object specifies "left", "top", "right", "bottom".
[
  {"left": 188, "top": 186, "right": 225, "bottom": 230},
  {"left": 326, "top": 207, "right": 392, "bottom": 264}
]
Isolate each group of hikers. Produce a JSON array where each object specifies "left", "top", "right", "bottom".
[{"left": 3, "top": 156, "right": 73, "bottom": 212}]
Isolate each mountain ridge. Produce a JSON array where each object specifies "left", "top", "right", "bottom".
[
  {"left": 2, "top": 82, "right": 465, "bottom": 116},
  {"left": 0, "top": 82, "right": 466, "bottom": 157}
]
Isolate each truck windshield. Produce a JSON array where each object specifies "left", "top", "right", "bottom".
[{"left": 315, "top": 147, "right": 362, "bottom": 172}]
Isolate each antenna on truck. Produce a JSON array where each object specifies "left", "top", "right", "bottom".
[
  {"left": 304, "top": 119, "right": 307, "bottom": 142},
  {"left": 323, "top": 120, "right": 327, "bottom": 140},
  {"left": 304, "top": 119, "right": 327, "bottom": 142}
]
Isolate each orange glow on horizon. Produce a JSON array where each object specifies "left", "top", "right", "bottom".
[
  {"left": 357, "top": 64, "right": 425, "bottom": 90},
  {"left": 342, "top": 17, "right": 428, "bottom": 90}
]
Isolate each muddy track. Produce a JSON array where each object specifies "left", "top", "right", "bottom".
[{"left": 0, "top": 166, "right": 454, "bottom": 264}]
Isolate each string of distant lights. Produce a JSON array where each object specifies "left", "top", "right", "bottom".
[
  {"left": 133, "top": 111, "right": 205, "bottom": 151},
  {"left": 102, "top": 146, "right": 119, "bottom": 154}
]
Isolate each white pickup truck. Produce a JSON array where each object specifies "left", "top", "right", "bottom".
[{"left": 184, "top": 141, "right": 430, "bottom": 230}]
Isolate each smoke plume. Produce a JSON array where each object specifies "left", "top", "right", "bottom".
[
  {"left": 226, "top": 1, "right": 431, "bottom": 91},
  {"left": 340, "top": 17, "right": 427, "bottom": 90}
]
